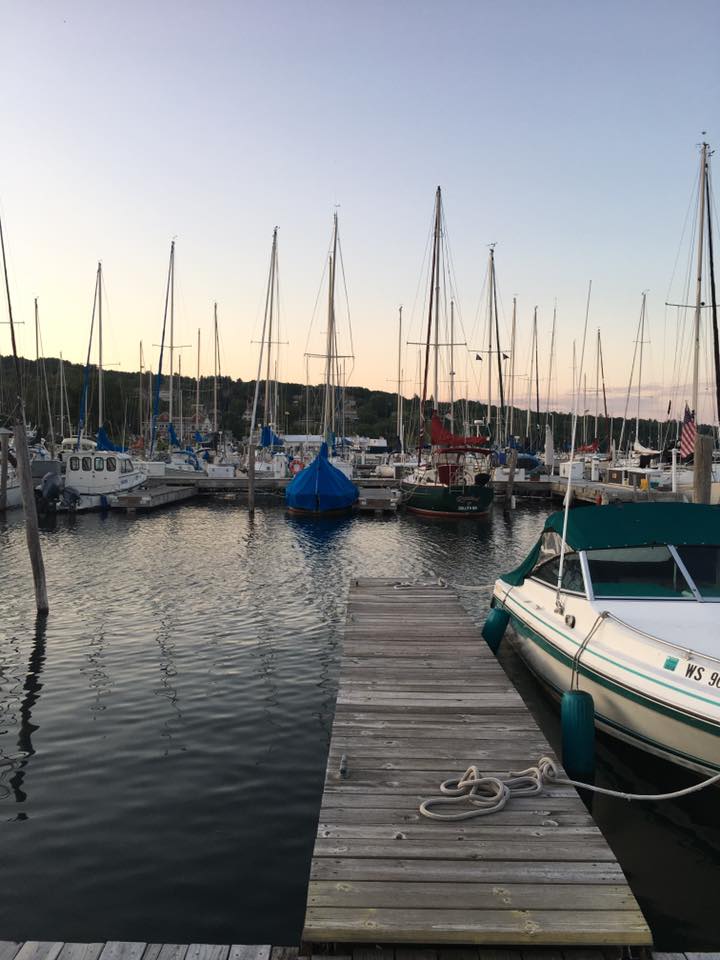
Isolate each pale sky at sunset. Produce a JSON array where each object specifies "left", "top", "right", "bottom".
[{"left": 1, "top": 0, "right": 719, "bottom": 422}]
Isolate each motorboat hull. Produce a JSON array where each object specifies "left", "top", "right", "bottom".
[{"left": 494, "top": 585, "right": 720, "bottom": 775}]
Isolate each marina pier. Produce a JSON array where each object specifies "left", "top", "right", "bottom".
[{"left": 302, "top": 578, "right": 650, "bottom": 948}]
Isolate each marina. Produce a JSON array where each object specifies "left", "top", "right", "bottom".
[
  {"left": 1, "top": 500, "right": 719, "bottom": 949},
  {"left": 2, "top": 3, "right": 720, "bottom": 955}
]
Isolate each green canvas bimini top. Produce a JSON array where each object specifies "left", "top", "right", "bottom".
[
  {"left": 502, "top": 501, "right": 720, "bottom": 586},
  {"left": 547, "top": 501, "right": 720, "bottom": 550}
]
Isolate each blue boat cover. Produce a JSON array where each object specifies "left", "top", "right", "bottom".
[
  {"left": 261, "top": 425, "right": 284, "bottom": 448},
  {"left": 96, "top": 426, "right": 127, "bottom": 452},
  {"left": 285, "top": 443, "right": 358, "bottom": 513}
]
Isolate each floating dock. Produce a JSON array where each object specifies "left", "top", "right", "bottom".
[
  {"left": 113, "top": 484, "right": 199, "bottom": 513},
  {"left": 302, "top": 577, "right": 651, "bottom": 948}
]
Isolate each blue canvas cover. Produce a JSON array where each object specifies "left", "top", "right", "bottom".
[
  {"left": 96, "top": 426, "right": 127, "bottom": 452},
  {"left": 260, "top": 425, "right": 284, "bottom": 448},
  {"left": 285, "top": 443, "right": 358, "bottom": 513}
]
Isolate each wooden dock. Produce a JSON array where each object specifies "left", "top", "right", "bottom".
[
  {"left": 113, "top": 484, "right": 199, "bottom": 513},
  {"left": 355, "top": 487, "right": 401, "bottom": 514},
  {"left": 302, "top": 578, "right": 651, "bottom": 948},
  {"left": 0, "top": 945, "right": 280, "bottom": 960},
  {"left": 1, "top": 942, "right": 713, "bottom": 960}
]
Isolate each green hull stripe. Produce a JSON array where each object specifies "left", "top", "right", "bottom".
[
  {"left": 513, "top": 617, "right": 720, "bottom": 770},
  {"left": 499, "top": 588, "right": 720, "bottom": 711},
  {"left": 506, "top": 607, "right": 720, "bottom": 739}
]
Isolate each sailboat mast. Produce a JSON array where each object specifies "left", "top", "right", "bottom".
[
  {"left": 487, "top": 248, "right": 494, "bottom": 432},
  {"left": 449, "top": 300, "right": 455, "bottom": 429},
  {"left": 692, "top": 141, "right": 708, "bottom": 418},
  {"left": 491, "top": 249, "right": 505, "bottom": 443},
  {"left": 139, "top": 341, "right": 144, "bottom": 438},
  {"left": 534, "top": 308, "right": 540, "bottom": 440},
  {"left": 34, "top": 297, "right": 40, "bottom": 429},
  {"left": 213, "top": 302, "right": 218, "bottom": 432},
  {"left": 169, "top": 244, "right": 175, "bottom": 430},
  {"left": 178, "top": 355, "right": 183, "bottom": 442},
  {"left": 544, "top": 304, "right": 556, "bottom": 429},
  {"left": 322, "top": 213, "right": 339, "bottom": 437},
  {"left": 195, "top": 328, "right": 200, "bottom": 432},
  {"left": 508, "top": 297, "right": 516, "bottom": 441},
  {"left": 636, "top": 291, "right": 647, "bottom": 444},
  {"left": 396, "top": 305, "right": 403, "bottom": 450},
  {"left": 433, "top": 197, "right": 441, "bottom": 408},
  {"left": 594, "top": 327, "right": 600, "bottom": 438},
  {"left": 98, "top": 262, "right": 103, "bottom": 429},
  {"left": 526, "top": 307, "right": 536, "bottom": 440},
  {"left": 419, "top": 188, "right": 441, "bottom": 460},
  {"left": 59, "top": 353, "right": 65, "bottom": 439},
  {"left": 707, "top": 155, "right": 720, "bottom": 426},
  {"left": 264, "top": 228, "right": 278, "bottom": 427}
]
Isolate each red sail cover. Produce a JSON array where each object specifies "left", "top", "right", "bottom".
[
  {"left": 430, "top": 413, "right": 491, "bottom": 451},
  {"left": 577, "top": 439, "right": 599, "bottom": 453}
]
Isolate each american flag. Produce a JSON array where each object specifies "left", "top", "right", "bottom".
[{"left": 680, "top": 405, "right": 696, "bottom": 460}]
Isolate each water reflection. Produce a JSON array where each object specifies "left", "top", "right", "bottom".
[{"left": 3, "top": 614, "right": 49, "bottom": 809}]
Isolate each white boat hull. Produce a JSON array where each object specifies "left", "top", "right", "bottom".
[{"left": 494, "top": 581, "right": 720, "bottom": 775}]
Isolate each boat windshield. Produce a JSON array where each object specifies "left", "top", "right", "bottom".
[
  {"left": 532, "top": 552, "right": 585, "bottom": 594},
  {"left": 585, "top": 545, "right": 694, "bottom": 599},
  {"left": 674, "top": 545, "right": 720, "bottom": 598}
]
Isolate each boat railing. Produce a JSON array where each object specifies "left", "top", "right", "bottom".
[{"left": 599, "top": 608, "right": 720, "bottom": 667}]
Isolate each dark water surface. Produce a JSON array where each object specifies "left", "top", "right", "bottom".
[{"left": 0, "top": 501, "right": 717, "bottom": 947}]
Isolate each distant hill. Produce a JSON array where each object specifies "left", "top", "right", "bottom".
[{"left": 0, "top": 354, "right": 706, "bottom": 452}]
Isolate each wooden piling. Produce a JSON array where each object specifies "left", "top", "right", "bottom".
[
  {"left": 0, "top": 427, "right": 9, "bottom": 512},
  {"left": 14, "top": 418, "right": 49, "bottom": 614},
  {"left": 503, "top": 448, "right": 518, "bottom": 512},
  {"left": 247, "top": 443, "right": 256, "bottom": 516},
  {"left": 694, "top": 433, "right": 714, "bottom": 504}
]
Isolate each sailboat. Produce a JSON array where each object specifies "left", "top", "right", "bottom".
[
  {"left": 248, "top": 227, "right": 289, "bottom": 481},
  {"left": 401, "top": 187, "right": 494, "bottom": 518},
  {"left": 286, "top": 212, "right": 358, "bottom": 516},
  {"left": 61, "top": 262, "right": 146, "bottom": 509}
]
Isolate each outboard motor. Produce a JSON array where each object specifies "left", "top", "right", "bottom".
[{"left": 35, "top": 471, "right": 63, "bottom": 514}]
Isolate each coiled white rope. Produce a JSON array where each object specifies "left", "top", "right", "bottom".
[{"left": 419, "top": 756, "right": 720, "bottom": 820}]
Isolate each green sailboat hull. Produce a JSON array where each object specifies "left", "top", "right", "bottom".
[{"left": 401, "top": 481, "right": 494, "bottom": 517}]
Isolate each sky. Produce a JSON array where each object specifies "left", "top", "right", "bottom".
[{"left": 1, "top": 0, "right": 719, "bottom": 423}]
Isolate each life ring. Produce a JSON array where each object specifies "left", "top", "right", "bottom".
[{"left": 290, "top": 459, "right": 304, "bottom": 475}]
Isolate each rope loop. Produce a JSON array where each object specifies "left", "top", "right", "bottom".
[{"left": 419, "top": 755, "right": 720, "bottom": 820}]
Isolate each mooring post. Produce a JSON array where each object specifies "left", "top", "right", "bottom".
[
  {"left": 14, "top": 417, "right": 49, "bottom": 613},
  {"left": 0, "top": 427, "right": 10, "bottom": 512},
  {"left": 247, "top": 442, "right": 256, "bottom": 516},
  {"left": 694, "top": 433, "right": 713, "bottom": 504},
  {"left": 504, "top": 447, "right": 518, "bottom": 512}
]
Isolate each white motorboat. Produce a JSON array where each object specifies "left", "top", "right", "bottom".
[
  {"left": 62, "top": 449, "right": 147, "bottom": 510},
  {"left": 487, "top": 502, "right": 720, "bottom": 774}
]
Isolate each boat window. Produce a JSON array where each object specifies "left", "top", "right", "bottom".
[
  {"left": 69, "top": 456, "right": 80, "bottom": 471},
  {"left": 532, "top": 552, "right": 585, "bottom": 594},
  {"left": 122, "top": 459, "right": 133, "bottom": 474},
  {"left": 94, "top": 457, "right": 105, "bottom": 471},
  {"left": 586, "top": 546, "right": 693, "bottom": 599},
  {"left": 106, "top": 457, "right": 117, "bottom": 472},
  {"left": 82, "top": 456, "right": 92, "bottom": 471},
  {"left": 675, "top": 545, "right": 720, "bottom": 598}
]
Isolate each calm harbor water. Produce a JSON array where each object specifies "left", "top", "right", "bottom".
[{"left": 0, "top": 500, "right": 718, "bottom": 948}]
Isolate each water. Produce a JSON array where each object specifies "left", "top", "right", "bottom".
[{"left": 0, "top": 501, "right": 718, "bottom": 948}]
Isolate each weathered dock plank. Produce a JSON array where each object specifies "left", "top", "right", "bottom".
[{"left": 302, "top": 578, "right": 652, "bottom": 947}]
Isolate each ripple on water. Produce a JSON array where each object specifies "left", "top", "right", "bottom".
[{"left": 0, "top": 500, "right": 718, "bottom": 947}]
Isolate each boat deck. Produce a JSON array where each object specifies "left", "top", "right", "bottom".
[{"left": 302, "top": 578, "right": 651, "bottom": 948}]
